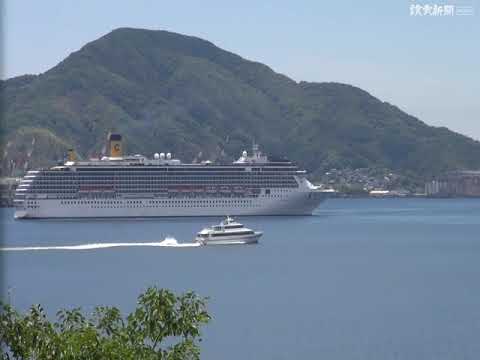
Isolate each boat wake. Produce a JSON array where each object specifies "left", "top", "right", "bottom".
[{"left": 0, "top": 237, "right": 201, "bottom": 251}]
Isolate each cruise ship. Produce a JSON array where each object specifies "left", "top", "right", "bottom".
[{"left": 14, "top": 134, "right": 327, "bottom": 219}]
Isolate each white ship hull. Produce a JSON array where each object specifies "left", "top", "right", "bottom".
[
  {"left": 14, "top": 142, "right": 330, "bottom": 219},
  {"left": 15, "top": 190, "right": 327, "bottom": 219},
  {"left": 196, "top": 231, "right": 262, "bottom": 245}
]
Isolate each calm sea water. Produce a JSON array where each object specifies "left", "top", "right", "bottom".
[{"left": 2, "top": 198, "right": 480, "bottom": 359}]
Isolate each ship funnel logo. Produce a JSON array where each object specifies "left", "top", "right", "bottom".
[
  {"left": 67, "top": 149, "right": 76, "bottom": 161},
  {"left": 108, "top": 134, "right": 122, "bottom": 157}
]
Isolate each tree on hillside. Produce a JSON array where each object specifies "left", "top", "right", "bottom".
[{"left": 0, "top": 287, "right": 210, "bottom": 360}]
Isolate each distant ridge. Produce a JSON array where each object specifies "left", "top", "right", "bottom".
[{"left": 2, "top": 27, "right": 480, "bottom": 179}]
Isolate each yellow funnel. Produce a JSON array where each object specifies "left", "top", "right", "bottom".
[
  {"left": 108, "top": 134, "right": 122, "bottom": 157},
  {"left": 67, "top": 149, "right": 76, "bottom": 161}
]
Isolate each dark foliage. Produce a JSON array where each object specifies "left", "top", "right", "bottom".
[{"left": 0, "top": 287, "right": 210, "bottom": 359}]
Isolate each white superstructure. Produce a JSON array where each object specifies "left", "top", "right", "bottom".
[{"left": 14, "top": 139, "right": 327, "bottom": 219}]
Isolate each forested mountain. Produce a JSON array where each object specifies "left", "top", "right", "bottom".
[{"left": 2, "top": 27, "right": 480, "bottom": 179}]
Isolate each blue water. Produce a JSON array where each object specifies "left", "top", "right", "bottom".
[{"left": 2, "top": 198, "right": 480, "bottom": 359}]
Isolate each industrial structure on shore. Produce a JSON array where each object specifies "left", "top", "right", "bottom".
[{"left": 425, "top": 170, "right": 480, "bottom": 197}]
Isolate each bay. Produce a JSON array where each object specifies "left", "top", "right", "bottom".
[{"left": 2, "top": 198, "right": 480, "bottom": 359}]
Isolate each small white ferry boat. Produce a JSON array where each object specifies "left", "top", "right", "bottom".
[{"left": 195, "top": 216, "right": 262, "bottom": 245}]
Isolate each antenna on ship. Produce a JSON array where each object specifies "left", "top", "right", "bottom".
[
  {"left": 100, "top": 142, "right": 107, "bottom": 157},
  {"left": 252, "top": 141, "right": 261, "bottom": 159}
]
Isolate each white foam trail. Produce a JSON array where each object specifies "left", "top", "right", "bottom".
[{"left": 0, "top": 237, "right": 201, "bottom": 251}]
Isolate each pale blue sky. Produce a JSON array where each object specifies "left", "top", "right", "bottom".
[{"left": 3, "top": 0, "right": 479, "bottom": 139}]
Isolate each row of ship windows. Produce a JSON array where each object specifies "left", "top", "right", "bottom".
[
  {"left": 24, "top": 196, "right": 293, "bottom": 208},
  {"left": 29, "top": 183, "right": 298, "bottom": 189},
  {"left": 23, "top": 191, "right": 294, "bottom": 196},
  {"left": 26, "top": 190, "right": 291, "bottom": 195},
  {"left": 36, "top": 172, "right": 297, "bottom": 176},
  {"left": 58, "top": 199, "right": 254, "bottom": 204},
  {"left": 21, "top": 187, "right": 293, "bottom": 194},
  {"left": 31, "top": 192, "right": 285, "bottom": 203},
  {"left": 20, "top": 188, "right": 291, "bottom": 197},
  {"left": 39, "top": 176, "right": 295, "bottom": 181},
  {"left": 25, "top": 186, "right": 298, "bottom": 193},
  {"left": 86, "top": 203, "right": 259, "bottom": 208},
  {"left": 73, "top": 167, "right": 295, "bottom": 171},
  {"left": 39, "top": 172, "right": 297, "bottom": 176},
  {"left": 39, "top": 168, "right": 297, "bottom": 173},
  {"left": 30, "top": 177, "right": 298, "bottom": 181},
  {"left": 36, "top": 176, "right": 296, "bottom": 181},
  {"left": 56, "top": 199, "right": 257, "bottom": 207},
  {"left": 30, "top": 179, "right": 298, "bottom": 184},
  {"left": 40, "top": 170, "right": 297, "bottom": 176},
  {"left": 31, "top": 179, "right": 297, "bottom": 187},
  {"left": 25, "top": 201, "right": 39, "bottom": 209},
  {"left": 28, "top": 186, "right": 293, "bottom": 193},
  {"left": 28, "top": 195, "right": 261, "bottom": 200},
  {"left": 24, "top": 191, "right": 289, "bottom": 205}
]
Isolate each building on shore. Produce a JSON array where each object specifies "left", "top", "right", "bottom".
[{"left": 425, "top": 171, "right": 480, "bottom": 197}]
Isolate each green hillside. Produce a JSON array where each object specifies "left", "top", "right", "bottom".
[{"left": 2, "top": 27, "right": 480, "bottom": 179}]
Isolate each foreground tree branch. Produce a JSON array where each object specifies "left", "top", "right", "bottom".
[{"left": 0, "top": 287, "right": 210, "bottom": 360}]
